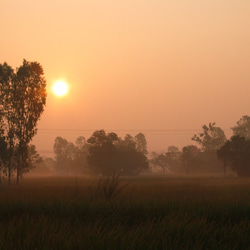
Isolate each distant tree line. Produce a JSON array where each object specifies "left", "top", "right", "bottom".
[
  {"left": 52, "top": 131, "right": 149, "bottom": 176},
  {"left": 37, "top": 115, "right": 250, "bottom": 178},
  {"left": 150, "top": 115, "right": 250, "bottom": 177},
  {"left": 0, "top": 60, "right": 47, "bottom": 184}
]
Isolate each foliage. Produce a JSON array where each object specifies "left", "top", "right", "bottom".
[
  {"left": 25, "top": 144, "right": 43, "bottom": 173},
  {"left": 53, "top": 136, "right": 89, "bottom": 174},
  {"left": 165, "top": 146, "right": 182, "bottom": 172},
  {"left": 192, "top": 122, "right": 227, "bottom": 152},
  {"left": 232, "top": 115, "right": 250, "bottom": 140},
  {"left": 0, "top": 60, "right": 46, "bottom": 184},
  {"left": 217, "top": 135, "right": 250, "bottom": 177},
  {"left": 134, "top": 132, "right": 148, "bottom": 155},
  {"left": 181, "top": 145, "right": 201, "bottom": 174},
  {"left": 87, "top": 130, "right": 149, "bottom": 176}
]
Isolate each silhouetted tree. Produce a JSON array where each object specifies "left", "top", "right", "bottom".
[
  {"left": 192, "top": 123, "right": 227, "bottom": 152},
  {"left": 54, "top": 137, "right": 77, "bottom": 174},
  {"left": 0, "top": 128, "right": 8, "bottom": 182},
  {"left": 16, "top": 144, "right": 43, "bottom": 177},
  {"left": 87, "top": 130, "right": 119, "bottom": 175},
  {"left": 165, "top": 146, "right": 182, "bottom": 172},
  {"left": 0, "top": 60, "right": 46, "bottom": 184},
  {"left": 155, "top": 153, "right": 168, "bottom": 172},
  {"left": 14, "top": 60, "right": 47, "bottom": 184},
  {"left": 149, "top": 151, "right": 158, "bottom": 171},
  {"left": 0, "top": 62, "right": 17, "bottom": 183},
  {"left": 217, "top": 136, "right": 250, "bottom": 177},
  {"left": 181, "top": 145, "right": 201, "bottom": 174},
  {"left": 87, "top": 130, "right": 148, "bottom": 176},
  {"left": 115, "top": 140, "right": 148, "bottom": 175},
  {"left": 27, "top": 144, "right": 43, "bottom": 169},
  {"left": 53, "top": 136, "right": 90, "bottom": 175},
  {"left": 232, "top": 115, "right": 250, "bottom": 140},
  {"left": 148, "top": 147, "right": 181, "bottom": 173},
  {"left": 191, "top": 123, "right": 226, "bottom": 174},
  {"left": 75, "top": 136, "right": 86, "bottom": 150},
  {"left": 135, "top": 133, "right": 148, "bottom": 155},
  {"left": 74, "top": 136, "right": 90, "bottom": 174}
]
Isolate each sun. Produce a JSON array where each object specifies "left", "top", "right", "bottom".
[{"left": 53, "top": 81, "right": 68, "bottom": 96}]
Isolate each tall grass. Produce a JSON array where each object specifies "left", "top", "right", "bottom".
[{"left": 0, "top": 175, "right": 249, "bottom": 249}]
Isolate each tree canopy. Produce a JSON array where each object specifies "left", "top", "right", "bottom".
[
  {"left": 217, "top": 136, "right": 250, "bottom": 177},
  {"left": 0, "top": 60, "right": 46, "bottom": 183},
  {"left": 87, "top": 130, "right": 148, "bottom": 176},
  {"left": 232, "top": 115, "right": 250, "bottom": 140},
  {"left": 192, "top": 123, "right": 227, "bottom": 152}
]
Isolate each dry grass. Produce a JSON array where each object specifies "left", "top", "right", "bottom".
[{"left": 0, "top": 174, "right": 249, "bottom": 249}]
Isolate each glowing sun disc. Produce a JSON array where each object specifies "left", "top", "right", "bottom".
[{"left": 53, "top": 81, "right": 68, "bottom": 96}]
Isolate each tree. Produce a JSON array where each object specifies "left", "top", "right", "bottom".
[
  {"left": 74, "top": 136, "right": 90, "bottom": 174},
  {"left": 115, "top": 141, "right": 148, "bottom": 175},
  {"left": 53, "top": 137, "right": 77, "bottom": 174},
  {"left": 17, "top": 144, "right": 43, "bottom": 177},
  {"left": 75, "top": 136, "right": 86, "bottom": 150},
  {"left": 165, "top": 146, "right": 182, "bottom": 172},
  {"left": 217, "top": 136, "right": 250, "bottom": 177},
  {"left": 87, "top": 130, "right": 148, "bottom": 176},
  {"left": 155, "top": 153, "right": 168, "bottom": 172},
  {"left": 0, "top": 129, "right": 8, "bottom": 183},
  {"left": 181, "top": 145, "right": 201, "bottom": 174},
  {"left": 87, "top": 130, "right": 119, "bottom": 175},
  {"left": 232, "top": 115, "right": 250, "bottom": 140},
  {"left": 0, "top": 60, "right": 46, "bottom": 184},
  {"left": 14, "top": 60, "right": 47, "bottom": 184},
  {"left": 53, "top": 136, "right": 90, "bottom": 175},
  {"left": 135, "top": 133, "right": 148, "bottom": 155},
  {"left": 192, "top": 123, "right": 227, "bottom": 152},
  {"left": 0, "top": 62, "right": 16, "bottom": 184},
  {"left": 27, "top": 145, "right": 43, "bottom": 168}
]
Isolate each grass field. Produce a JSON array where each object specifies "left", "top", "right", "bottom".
[{"left": 0, "top": 174, "right": 249, "bottom": 249}]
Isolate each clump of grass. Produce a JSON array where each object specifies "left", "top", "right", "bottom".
[{"left": 91, "top": 174, "right": 128, "bottom": 201}]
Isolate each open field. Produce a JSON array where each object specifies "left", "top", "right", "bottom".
[{"left": 0, "top": 175, "right": 250, "bottom": 249}]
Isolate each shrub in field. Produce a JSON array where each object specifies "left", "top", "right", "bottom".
[{"left": 91, "top": 174, "right": 128, "bottom": 201}]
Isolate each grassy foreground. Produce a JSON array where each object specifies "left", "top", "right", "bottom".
[{"left": 0, "top": 175, "right": 250, "bottom": 249}]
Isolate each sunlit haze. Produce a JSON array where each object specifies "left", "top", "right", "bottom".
[{"left": 1, "top": 1, "right": 250, "bottom": 156}]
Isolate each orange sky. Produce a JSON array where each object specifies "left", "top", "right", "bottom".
[{"left": 1, "top": 1, "right": 250, "bottom": 155}]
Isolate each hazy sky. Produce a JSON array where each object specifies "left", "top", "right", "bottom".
[{"left": 1, "top": 1, "right": 250, "bottom": 155}]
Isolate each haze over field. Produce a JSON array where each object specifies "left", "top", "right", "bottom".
[{"left": 1, "top": 1, "right": 250, "bottom": 155}]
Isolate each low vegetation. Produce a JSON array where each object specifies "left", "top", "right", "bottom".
[{"left": 0, "top": 175, "right": 249, "bottom": 249}]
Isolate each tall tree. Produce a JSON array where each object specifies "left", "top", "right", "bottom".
[
  {"left": 0, "top": 60, "right": 47, "bottom": 184},
  {"left": 231, "top": 115, "right": 250, "bottom": 140},
  {"left": 0, "top": 127, "right": 8, "bottom": 182},
  {"left": 192, "top": 123, "right": 227, "bottom": 152},
  {"left": 14, "top": 60, "right": 47, "bottom": 184},
  {"left": 0, "top": 62, "right": 17, "bottom": 183}
]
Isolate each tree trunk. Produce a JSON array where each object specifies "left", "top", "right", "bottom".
[
  {"left": 8, "top": 156, "right": 11, "bottom": 185},
  {"left": 16, "top": 154, "right": 21, "bottom": 185}
]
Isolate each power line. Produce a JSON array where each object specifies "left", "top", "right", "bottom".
[{"left": 37, "top": 128, "right": 232, "bottom": 133}]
